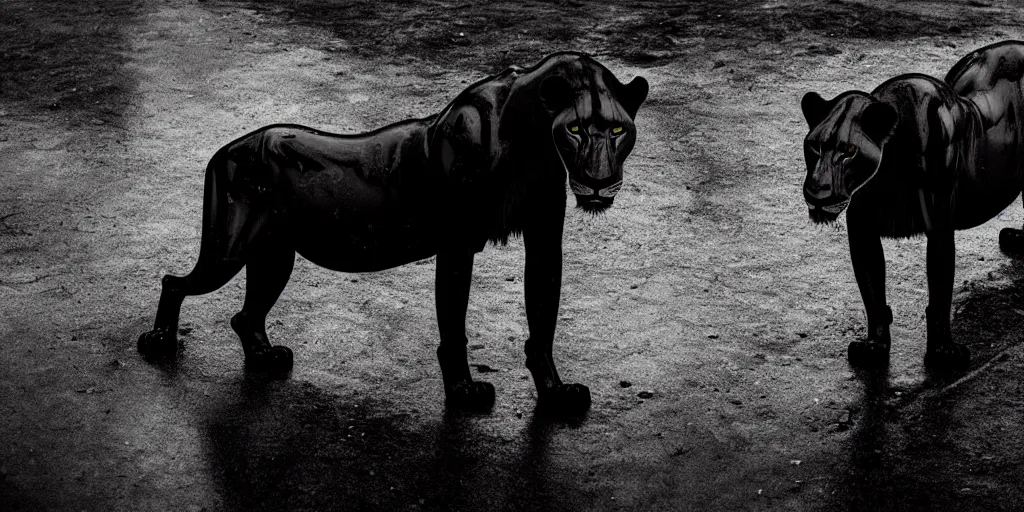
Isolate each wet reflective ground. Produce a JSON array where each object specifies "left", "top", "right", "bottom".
[{"left": 4, "top": 0, "right": 1024, "bottom": 510}]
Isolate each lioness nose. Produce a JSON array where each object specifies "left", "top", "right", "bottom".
[{"left": 803, "top": 181, "right": 832, "bottom": 202}]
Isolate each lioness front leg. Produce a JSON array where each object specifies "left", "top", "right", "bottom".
[
  {"left": 923, "top": 229, "right": 970, "bottom": 370},
  {"left": 523, "top": 202, "right": 591, "bottom": 414},
  {"left": 847, "top": 205, "right": 892, "bottom": 367},
  {"left": 435, "top": 246, "right": 495, "bottom": 411}
]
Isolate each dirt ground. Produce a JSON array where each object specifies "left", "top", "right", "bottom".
[{"left": 4, "top": 0, "right": 1024, "bottom": 510}]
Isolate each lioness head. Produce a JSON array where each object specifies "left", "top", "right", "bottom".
[
  {"left": 540, "top": 66, "right": 648, "bottom": 213},
  {"left": 800, "top": 91, "right": 898, "bottom": 223}
]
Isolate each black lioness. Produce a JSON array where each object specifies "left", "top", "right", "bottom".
[
  {"left": 137, "top": 52, "right": 649, "bottom": 412},
  {"left": 800, "top": 41, "right": 1024, "bottom": 370}
]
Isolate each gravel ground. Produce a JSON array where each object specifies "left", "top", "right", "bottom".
[{"left": 3, "top": 0, "right": 1024, "bottom": 510}]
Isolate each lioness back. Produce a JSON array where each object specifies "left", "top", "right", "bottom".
[{"left": 213, "top": 121, "right": 442, "bottom": 272}]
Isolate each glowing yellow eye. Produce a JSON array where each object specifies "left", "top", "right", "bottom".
[
  {"left": 612, "top": 126, "right": 624, "bottom": 134},
  {"left": 569, "top": 125, "right": 580, "bottom": 133}
]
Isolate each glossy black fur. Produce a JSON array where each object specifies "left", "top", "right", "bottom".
[
  {"left": 801, "top": 41, "right": 1024, "bottom": 370},
  {"left": 137, "top": 52, "right": 648, "bottom": 413}
]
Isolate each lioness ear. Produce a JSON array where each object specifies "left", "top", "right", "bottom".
[
  {"left": 800, "top": 92, "right": 833, "bottom": 129},
  {"left": 860, "top": 102, "right": 898, "bottom": 146},
  {"left": 539, "top": 75, "right": 574, "bottom": 115},
  {"left": 620, "top": 76, "right": 649, "bottom": 118}
]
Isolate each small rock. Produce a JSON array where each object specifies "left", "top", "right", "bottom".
[
  {"left": 729, "top": 398, "right": 743, "bottom": 405},
  {"left": 712, "top": 60, "right": 725, "bottom": 69},
  {"left": 619, "top": 380, "right": 632, "bottom": 388},
  {"left": 629, "top": 283, "right": 639, "bottom": 289},
  {"left": 471, "top": 364, "right": 499, "bottom": 373},
  {"left": 469, "top": 344, "right": 485, "bottom": 350},
  {"left": 505, "top": 276, "right": 515, "bottom": 282},
  {"left": 797, "top": 332, "right": 807, "bottom": 338},
  {"left": 637, "top": 391, "right": 654, "bottom": 399},
  {"left": 708, "top": 334, "right": 719, "bottom": 339},
  {"left": 90, "top": 118, "right": 105, "bottom": 125},
  {"left": 839, "top": 412, "right": 851, "bottom": 423},
  {"left": 790, "top": 459, "right": 801, "bottom": 466}
]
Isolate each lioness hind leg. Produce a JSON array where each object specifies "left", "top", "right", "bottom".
[
  {"left": 138, "top": 259, "right": 244, "bottom": 360},
  {"left": 139, "top": 158, "right": 269, "bottom": 362},
  {"left": 230, "top": 246, "right": 295, "bottom": 376}
]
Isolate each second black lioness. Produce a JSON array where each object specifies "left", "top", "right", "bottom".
[
  {"left": 137, "top": 52, "right": 648, "bottom": 412},
  {"left": 800, "top": 41, "right": 1024, "bottom": 370}
]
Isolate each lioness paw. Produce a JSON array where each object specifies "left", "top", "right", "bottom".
[
  {"left": 924, "top": 343, "right": 970, "bottom": 372},
  {"left": 847, "top": 340, "right": 890, "bottom": 368},
  {"left": 445, "top": 380, "right": 496, "bottom": 412},
  {"left": 137, "top": 327, "right": 178, "bottom": 360},
  {"left": 539, "top": 383, "right": 592, "bottom": 415},
  {"left": 244, "top": 345, "right": 294, "bottom": 377},
  {"left": 999, "top": 227, "right": 1024, "bottom": 256}
]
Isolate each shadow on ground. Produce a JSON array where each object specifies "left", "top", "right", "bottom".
[
  {"left": 820, "top": 256, "right": 1024, "bottom": 511},
  {"left": 199, "top": 378, "right": 594, "bottom": 511}
]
